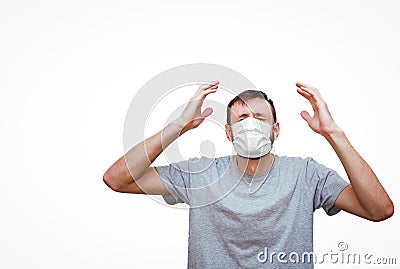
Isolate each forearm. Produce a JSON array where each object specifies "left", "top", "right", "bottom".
[
  {"left": 104, "top": 119, "right": 184, "bottom": 187},
  {"left": 325, "top": 128, "right": 394, "bottom": 219}
]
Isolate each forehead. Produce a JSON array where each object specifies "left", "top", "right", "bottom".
[{"left": 230, "top": 98, "right": 273, "bottom": 118}]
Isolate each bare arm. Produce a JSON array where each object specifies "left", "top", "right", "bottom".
[
  {"left": 103, "top": 81, "right": 220, "bottom": 194},
  {"left": 297, "top": 82, "right": 394, "bottom": 222},
  {"left": 102, "top": 121, "right": 183, "bottom": 194}
]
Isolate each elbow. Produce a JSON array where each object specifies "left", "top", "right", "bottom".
[
  {"left": 380, "top": 201, "right": 394, "bottom": 221},
  {"left": 103, "top": 171, "right": 123, "bottom": 192},
  {"left": 370, "top": 201, "right": 394, "bottom": 222}
]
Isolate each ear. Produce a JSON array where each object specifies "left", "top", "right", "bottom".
[
  {"left": 272, "top": 122, "right": 280, "bottom": 140},
  {"left": 225, "top": 124, "right": 233, "bottom": 142}
]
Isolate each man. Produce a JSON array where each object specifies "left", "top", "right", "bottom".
[{"left": 103, "top": 81, "right": 393, "bottom": 268}]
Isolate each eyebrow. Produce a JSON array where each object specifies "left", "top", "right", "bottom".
[{"left": 238, "top": 112, "right": 267, "bottom": 118}]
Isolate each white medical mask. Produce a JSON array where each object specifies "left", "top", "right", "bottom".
[{"left": 230, "top": 117, "right": 274, "bottom": 159}]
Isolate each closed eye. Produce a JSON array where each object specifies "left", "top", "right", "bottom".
[{"left": 238, "top": 114, "right": 249, "bottom": 121}]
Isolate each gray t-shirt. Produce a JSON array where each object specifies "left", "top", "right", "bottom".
[{"left": 155, "top": 154, "right": 350, "bottom": 268}]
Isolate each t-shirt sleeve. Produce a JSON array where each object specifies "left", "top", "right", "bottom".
[
  {"left": 154, "top": 159, "right": 192, "bottom": 205},
  {"left": 307, "top": 158, "right": 350, "bottom": 216},
  {"left": 154, "top": 156, "right": 217, "bottom": 205}
]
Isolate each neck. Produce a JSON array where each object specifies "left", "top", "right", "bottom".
[{"left": 236, "top": 153, "right": 274, "bottom": 177}]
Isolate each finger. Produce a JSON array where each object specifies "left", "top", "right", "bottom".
[
  {"left": 300, "top": 110, "right": 312, "bottom": 123},
  {"left": 208, "top": 80, "right": 220, "bottom": 85},
  {"left": 297, "top": 87, "right": 314, "bottom": 102},
  {"left": 297, "top": 86, "right": 323, "bottom": 104},
  {"left": 194, "top": 81, "right": 219, "bottom": 98},
  {"left": 297, "top": 82, "right": 324, "bottom": 100},
  {"left": 194, "top": 87, "right": 218, "bottom": 99},
  {"left": 297, "top": 84, "right": 317, "bottom": 96},
  {"left": 296, "top": 82, "right": 317, "bottom": 91},
  {"left": 201, "top": 107, "right": 213, "bottom": 118},
  {"left": 199, "top": 80, "right": 220, "bottom": 91}
]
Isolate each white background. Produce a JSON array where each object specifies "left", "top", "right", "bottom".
[{"left": 1, "top": 0, "right": 399, "bottom": 268}]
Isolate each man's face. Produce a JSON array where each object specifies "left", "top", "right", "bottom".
[{"left": 225, "top": 97, "right": 280, "bottom": 142}]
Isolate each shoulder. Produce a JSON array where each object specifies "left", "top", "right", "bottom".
[
  {"left": 275, "top": 155, "right": 326, "bottom": 178},
  {"left": 276, "top": 155, "right": 339, "bottom": 183},
  {"left": 170, "top": 155, "right": 233, "bottom": 173},
  {"left": 275, "top": 154, "right": 316, "bottom": 167}
]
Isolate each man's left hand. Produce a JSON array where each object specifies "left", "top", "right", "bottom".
[{"left": 296, "top": 82, "right": 340, "bottom": 137}]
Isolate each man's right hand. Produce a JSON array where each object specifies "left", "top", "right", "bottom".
[{"left": 175, "top": 81, "right": 219, "bottom": 134}]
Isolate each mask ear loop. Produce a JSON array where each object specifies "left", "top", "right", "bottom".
[{"left": 247, "top": 122, "right": 276, "bottom": 195}]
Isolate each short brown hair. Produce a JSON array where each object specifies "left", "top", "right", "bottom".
[{"left": 226, "top": 90, "right": 276, "bottom": 125}]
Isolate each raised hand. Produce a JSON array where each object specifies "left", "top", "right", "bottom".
[
  {"left": 296, "top": 82, "right": 340, "bottom": 137},
  {"left": 176, "top": 81, "right": 219, "bottom": 134}
]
